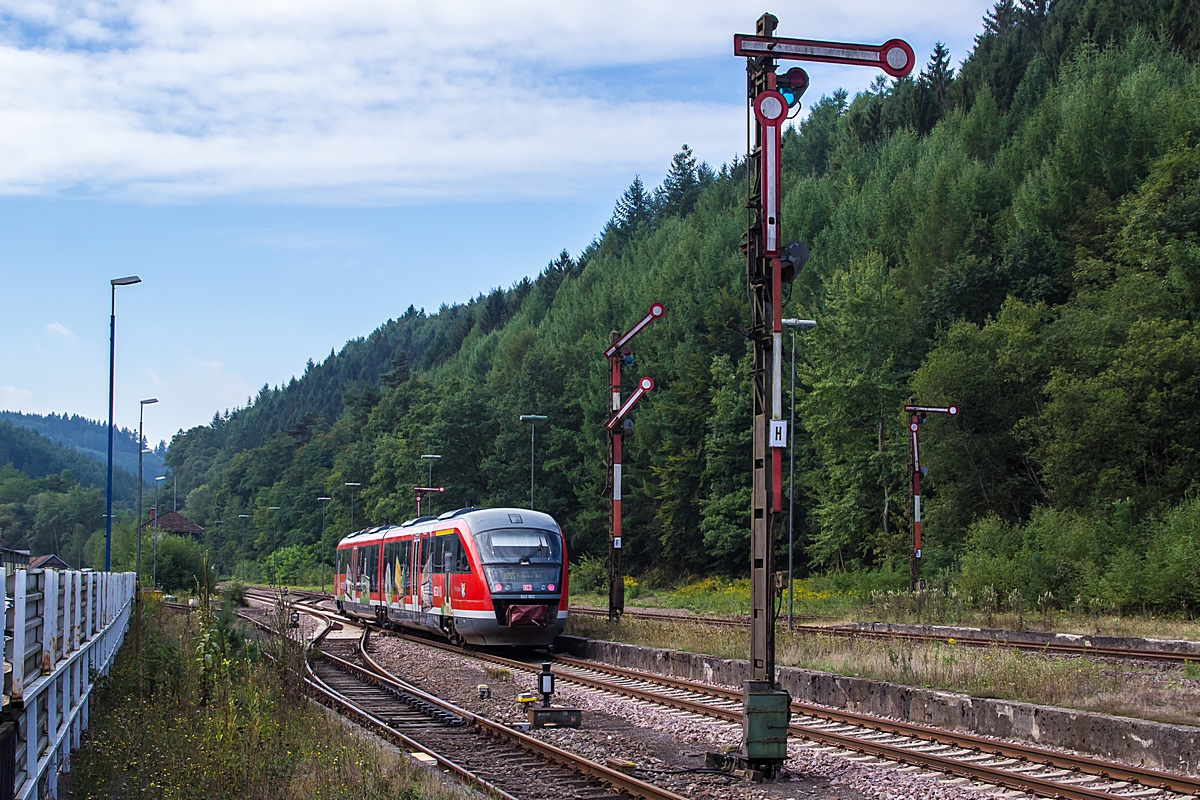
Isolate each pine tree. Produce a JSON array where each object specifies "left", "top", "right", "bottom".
[
  {"left": 613, "top": 175, "right": 651, "bottom": 233},
  {"left": 655, "top": 145, "right": 701, "bottom": 219},
  {"left": 915, "top": 42, "right": 954, "bottom": 134}
]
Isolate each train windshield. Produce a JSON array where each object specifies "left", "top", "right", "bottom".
[{"left": 475, "top": 528, "right": 562, "bottom": 565}]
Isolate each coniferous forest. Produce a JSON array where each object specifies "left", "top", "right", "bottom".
[{"left": 160, "top": 0, "right": 1200, "bottom": 610}]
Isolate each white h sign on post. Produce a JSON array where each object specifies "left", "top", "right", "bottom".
[{"left": 770, "top": 419, "right": 787, "bottom": 448}]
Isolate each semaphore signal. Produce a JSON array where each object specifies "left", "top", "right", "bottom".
[{"left": 731, "top": 11, "right": 914, "bottom": 779}]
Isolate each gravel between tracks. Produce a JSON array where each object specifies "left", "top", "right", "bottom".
[{"left": 367, "top": 635, "right": 1006, "bottom": 800}]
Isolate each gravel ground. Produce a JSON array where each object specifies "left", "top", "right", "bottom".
[{"left": 367, "top": 635, "right": 1007, "bottom": 800}]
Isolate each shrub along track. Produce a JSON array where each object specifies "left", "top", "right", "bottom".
[{"left": 242, "top": 589, "right": 688, "bottom": 800}]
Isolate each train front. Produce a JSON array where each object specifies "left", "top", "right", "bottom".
[{"left": 457, "top": 510, "right": 568, "bottom": 646}]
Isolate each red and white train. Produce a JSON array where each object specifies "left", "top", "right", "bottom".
[{"left": 334, "top": 507, "right": 568, "bottom": 647}]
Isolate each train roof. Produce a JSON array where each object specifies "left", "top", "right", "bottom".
[{"left": 335, "top": 507, "right": 559, "bottom": 548}]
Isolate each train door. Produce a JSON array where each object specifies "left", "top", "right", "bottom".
[{"left": 418, "top": 533, "right": 435, "bottom": 616}]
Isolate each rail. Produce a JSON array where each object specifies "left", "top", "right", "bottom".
[{"left": 3, "top": 568, "right": 136, "bottom": 800}]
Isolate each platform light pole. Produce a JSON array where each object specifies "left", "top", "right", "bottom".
[
  {"left": 733, "top": 14, "right": 914, "bottom": 776},
  {"left": 152, "top": 475, "right": 165, "bottom": 588},
  {"left": 518, "top": 416, "right": 547, "bottom": 509},
  {"left": 420, "top": 455, "right": 441, "bottom": 514},
  {"left": 318, "top": 496, "right": 332, "bottom": 591},
  {"left": 268, "top": 506, "right": 281, "bottom": 586},
  {"left": 134, "top": 397, "right": 157, "bottom": 656},
  {"left": 345, "top": 483, "right": 361, "bottom": 533},
  {"left": 105, "top": 275, "right": 141, "bottom": 571},
  {"left": 136, "top": 398, "right": 158, "bottom": 582},
  {"left": 237, "top": 514, "right": 251, "bottom": 579},
  {"left": 781, "top": 320, "right": 816, "bottom": 630}
]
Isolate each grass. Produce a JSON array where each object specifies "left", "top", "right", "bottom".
[
  {"left": 565, "top": 615, "right": 1200, "bottom": 727},
  {"left": 571, "top": 575, "right": 1200, "bottom": 643},
  {"left": 68, "top": 597, "right": 463, "bottom": 800}
]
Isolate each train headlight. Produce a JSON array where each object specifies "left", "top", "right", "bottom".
[
  {"left": 493, "top": 583, "right": 503, "bottom": 592},
  {"left": 547, "top": 583, "right": 555, "bottom": 592}
]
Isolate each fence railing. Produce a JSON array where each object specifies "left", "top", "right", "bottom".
[{"left": 3, "top": 569, "right": 136, "bottom": 800}]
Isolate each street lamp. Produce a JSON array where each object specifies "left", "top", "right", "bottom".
[
  {"left": 519, "top": 415, "right": 547, "bottom": 510},
  {"left": 237, "top": 514, "right": 251, "bottom": 579},
  {"left": 136, "top": 399, "right": 158, "bottom": 586},
  {"left": 318, "top": 496, "right": 332, "bottom": 592},
  {"left": 345, "top": 483, "right": 361, "bottom": 533},
  {"left": 153, "top": 475, "right": 165, "bottom": 589},
  {"left": 420, "top": 455, "right": 441, "bottom": 514},
  {"left": 781, "top": 319, "right": 817, "bottom": 630},
  {"left": 105, "top": 275, "right": 141, "bottom": 571},
  {"left": 268, "top": 507, "right": 281, "bottom": 586}
]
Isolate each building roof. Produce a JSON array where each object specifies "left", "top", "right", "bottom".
[
  {"left": 30, "top": 554, "right": 71, "bottom": 570},
  {"left": 141, "top": 509, "right": 205, "bottom": 536}
]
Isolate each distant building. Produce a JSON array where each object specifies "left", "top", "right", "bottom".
[
  {"left": 141, "top": 509, "right": 205, "bottom": 539},
  {"left": 30, "top": 554, "right": 71, "bottom": 570}
]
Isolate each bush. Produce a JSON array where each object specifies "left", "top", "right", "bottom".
[
  {"left": 222, "top": 578, "right": 247, "bottom": 608},
  {"left": 152, "top": 534, "right": 209, "bottom": 593},
  {"left": 570, "top": 554, "right": 608, "bottom": 594}
]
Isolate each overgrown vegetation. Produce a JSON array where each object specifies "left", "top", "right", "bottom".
[
  {"left": 161, "top": 0, "right": 1200, "bottom": 613},
  {"left": 68, "top": 593, "right": 454, "bottom": 799}
]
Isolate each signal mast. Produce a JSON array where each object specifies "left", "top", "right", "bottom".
[
  {"left": 732, "top": 13, "right": 914, "bottom": 777},
  {"left": 603, "top": 303, "right": 664, "bottom": 620}
]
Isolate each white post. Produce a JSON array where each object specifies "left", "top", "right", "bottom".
[
  {"left": 12, "top": 570, "right": 26, "bottom": 703},
  {"left": 73, "top": 571, "right": 82, "bottom": 651},
  {"left": 43, "top": 569, "right": 58, "bottom": 675}
]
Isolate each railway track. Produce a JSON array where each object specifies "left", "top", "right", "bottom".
[
  {"left": 241, "top": 588, "right": 1200, "bottom": 798},
  {"left": 245, "top": 589, "right": 690, "bottom": 800},
  {"left": 569, "top": 605, "right": 1200, "bottom": 665},
  {"left": 244, "top": 587, "right": 1200, "bottom": 665},
  {"left": 375, "top": 627, "right": 1200, "bottom": 800}
]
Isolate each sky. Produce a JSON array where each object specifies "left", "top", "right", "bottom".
[{"left": 0, "top": 0, "right": 995, "bottom": 446}]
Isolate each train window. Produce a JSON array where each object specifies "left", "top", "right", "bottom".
[
  {"left": 361, "top": 544, "right": 378, "bottom": 592},
  {"left": 419, "top": 534, "right": 441, "bottom": 574},
  {"left": 441, "top": 534, "right": 472, "bottom": 574},
  {"left": 475, "top": 528, "right": 562, "bottom": 564}
]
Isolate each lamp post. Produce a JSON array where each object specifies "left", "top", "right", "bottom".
[
  {"left": 153, "top": 475, "right": 165, "bottom": 588},
  {"left": 105, "top": 275, "right": 141, "bottom": 571},
  {"left": 268, "top": 507, "right": 281, "bottom": 586},
  {"left": 345, "top": 483, "right": 361, "bottom": 532},
  {"left": 237, "top": 514, "right": 251, "bottom": 579},
  {"left": 781, "top": 319, "right": 816, "bottom": 630},
  {"left": 210, "top": 519, "right": 222, "bottom": 580},
  {"left": 318, "top": 496, "right": 332, "bottom": 591},
  {"left": 136, "top": 399, "right": 158, "bottom": 584},
  {"left": 420, "top": 455, "right": 440, "bottom": 514},
  {"left": 519, "top": 415, "right": 547, "bottom": 510}
]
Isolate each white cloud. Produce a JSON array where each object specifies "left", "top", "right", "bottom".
[
  {"left": 0, "top": 0, "right": 991, "bottom": 201},
  {"left": 44, "top": 321, "right": 79, "bottom": 344}
]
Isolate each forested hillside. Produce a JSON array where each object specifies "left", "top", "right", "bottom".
[
  {"left": 0, "top": 411, "right": 166, "bottom": 479},
  {"left": 0, "top": 421, "right": 139, "bottom": 564},
  {"left": 166, "top": 0, "right": 1200, "bottom": 609}
]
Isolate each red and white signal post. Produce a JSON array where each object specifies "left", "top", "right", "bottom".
[
  {"left": 903, "top": 402, "right": 958, "bottom": 591},
  {"left": 413, "top": 485, "right": 445, "bottom": 518},
  {"left": 603, "top": 303, "right": 664, "bottom": 620},
  {"left": 733, "top": 14, "right": 914, "bottom": 778}
]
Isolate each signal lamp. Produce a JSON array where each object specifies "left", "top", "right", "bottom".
[
  {"left": 777, "top": 67, "right": 809, "bottom": 107},
  {"left": 779, "top": 240, "right": 810, "bottom": 283}
]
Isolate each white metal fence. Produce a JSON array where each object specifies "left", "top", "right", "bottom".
[{"left": 3, "top": 569, "right": 136, "bottom": 800}]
